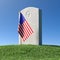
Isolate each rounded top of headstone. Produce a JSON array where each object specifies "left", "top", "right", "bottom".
[
  {"left": 22, "top": 7, "right": 39, "bottom": 10},
  {"left": 19, "top": 7, "right": 39, "bottom": 13},
  {"left": 19, "top": 7, "right": 39, "bottom": 19}
]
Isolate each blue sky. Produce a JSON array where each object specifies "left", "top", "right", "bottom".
[{"left": 0, "top": 0, "right": 60, "bottom": 45}]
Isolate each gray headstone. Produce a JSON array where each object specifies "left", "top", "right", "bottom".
[{"left": 18, "top": 7, "right": 42, "bottom": 45}]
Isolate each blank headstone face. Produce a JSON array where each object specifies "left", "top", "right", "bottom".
[{"left": 19, "top": 7, "right": 42, "bottom": 45}]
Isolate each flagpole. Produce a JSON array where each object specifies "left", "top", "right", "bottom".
[{"left": 18, "top": 11, "right": 22, "bottom": 44}]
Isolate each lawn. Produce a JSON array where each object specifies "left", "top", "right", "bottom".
[{"left": 0, "top": 45, "right": 60, "bottom": 60}]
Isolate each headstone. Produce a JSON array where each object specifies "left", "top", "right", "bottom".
[{"left": 18, "top": 7, "right": 42, "bottom": 45}]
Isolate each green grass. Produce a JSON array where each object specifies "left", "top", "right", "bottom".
[{"left": 0, "top": 45, "right": 60, "bottom": 60}]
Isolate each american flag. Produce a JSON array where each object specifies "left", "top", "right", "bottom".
[{"left": 18, "top": 13, "right": 33, "bottom": 41}]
